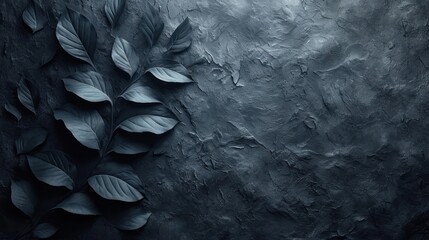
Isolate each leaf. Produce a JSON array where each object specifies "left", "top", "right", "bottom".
[
  {"left": 115, "top": 105, "right": 178, "bottom": 134},
  {"left": 139, "top": 3, "right": 164, "bottom": 48},
  {"left": 88, "top": 175, "right": 143, "bottom": 202},
  {"left": 146, "top": 60, "right": 192, "bottom": 83},
  {"left": 15, "top": 128, "right": 48, "bottom": 155},
  {"left": 4, "top": 103, "right": 22, "bottom": 120},
  {"left": 105, "top": 0, "right": 125, "bottom": 28},
  {"left": 53, "top": 192, "right": 99, "bottom": 215},
  {"left": 33, "top": 223, "right": 58, "bottom": 239},
  {"left": 167, "top": 17, "right": 192, "bottom": 53},
  {"left": 11, "top": 180, "right": 36, "bottom": 216},
  {"left": 108, "top": 132, "right": 150, "bottom": 155},
  {"left": 22, "top": 0, "right": 48, "bottom": 33},
  {"left": 17, "top": 80, "right": 36, "bottom": 114},
  {"left": 54, "top": 105, "right": 105, "bottom": 150},
  {"left": 56, "top": 8, "right": 97, "bottom": 67},
  {"left": 63, "top": 71, "right": 112, "bottom": 104},
  {"left": 88, "top": 163, "right": 144, "bottom": 202},
  {"left": 117, "top": 114, "right": 178, "bottom": 134},
  {"left": 112, "top": 37, "right": 139, "bottom": 78},
  {"left": 119, "top": 82, "right": 160, "bottom": 104},
  {"left": 109, "top": 207, "right": 151, "bottom": 231},
  {"left": 27, "top": 151, "right": 76, "bottom": 190}
]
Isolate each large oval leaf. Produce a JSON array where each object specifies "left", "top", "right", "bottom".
[
  {"left": 116, "top": 114, "right": 178, "bottom": 134},
  {"left": 11, "top": 180, "right": 36, "bottom": 216},
  {"left": 105, "top": 0, "right": 125, "bottom": 28},
  {"left": 108, "top": 132, "right": 150, "bottom": 155},
  {"left": 56, "top": 8, "right": 97, "bottom": 67},
  {"left": 88, "top": 163, "right": 143, "bottom": 202},
  {"left": 27, "top": 151, "right": 76, "bottom": 190},
  {"left": 15, "top": 128, "right": 48, "bottom": 155},
  {"left": 112, "top": 37, "right": 139, "bottom": 78},
  {"left": 119, "top": 82, "right": 160, "bottom": 104},
  {"left": 115, "top": 104, "right": 178, "bottom": 135},
  {"left": 22, "top": 0, "right": 48, "bottom": 33},
  {"left": 139, "top": 3, "right": 164, "bottom": 48},
  {"left": 88, "top": 175, "right": 143, "bottom": 202},
  {"left": 54, "top": 105, "right": 105, "bottom": 150},
  {"left": 167, "top": 17, "right": 192, "bottom": 53},
  {"left": 109, "top": 207, "right": 151, "bottom": 230},
  {"left": 4, "top": 102, "right": 22, "bottom": 121},
  {"left": 17, "top": 80, "right": 36, "bottom": 114},
  {"left": 33, "top": 223, "right": 58, "bottom": 239},
  {"left": 146, "top": 60, "right": 192, "bottom": 83},
  {"left": 63, "top": 71, "right": 112, "bottom": 104},
  {"left": 53, "top": 192, "right": 99, "bottom": 215}
]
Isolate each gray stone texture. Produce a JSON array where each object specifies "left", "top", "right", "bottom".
[{"left": 1, "top": 0, "right": 429, "bottom": 239}]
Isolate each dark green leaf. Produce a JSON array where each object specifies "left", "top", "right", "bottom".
[
  {"left": 17, "top": 80, "right": 36, "bottom": 114},
  {"left": 56, "top": 8, "right": 97, "bottom": 67},
  {"left": 139, "top": 3, "right": 164, "bottom": 48},
  {"left": 27, "top": 151, "right": 76, "bottom": 190},
  {"left": 22, "top": 0, "right": 48, "bottom": 33},
  {"left": 167, "top": 17, "right": 192, "bottom": 53},
  {"left": 11, "top": 180, "right": 36, "bottom": 216},
  {"left": 108, "top": 132, "right": 150, "bottom": 155},
  {"left": 109, "top": 207, "right": 151, "bottom": 231},
  {"left": 4, "top": 103, "right": 22, "bottom": 120},
  {"left": 63, "top": 71, "right": 112, "bottom": 104},
  {"left": 15, "top": 128, "right": 48, "bottom": 155},
  {"left": 112, "top": 37, "right": 139, "bottom": 78},
  {"left": 33, "top": 223, "right": 58, "bottom": 239},
  {"left": 119, "top": 81, "right": 160, "bottom": 104},
  {"left": 105, "top": 0, "right": 125, "bottom": 28},
  {"left": 54, "top": 105, "right": 105, "bottom": 150},
  {"left": 88, "top": 163, "right": 144, "bottom": 202},
  {"left": 53, "top": 192, "right": 100, "bottom": 215}
]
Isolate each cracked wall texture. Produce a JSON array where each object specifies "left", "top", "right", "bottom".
[{"left": 1, "top": 0, "right": 429, "bottom": 239}]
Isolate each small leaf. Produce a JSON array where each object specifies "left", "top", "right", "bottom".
[
  {"left": 11, "top": 180, "right": 36, "bottom": 216},
  {"left": 54, "top": 105, "right": 105, "bottom": 150},
  {"left": 56, "top": 8, "right": 97, "bottom": 67},
  {"left": 15, "top": 128, "right": 48, "bottom": 155},
  {"left": 4, "top": 103, "right": 22, "bottom": 120},
  {"left": 63, "top": 71, "right": 112, "bottom": 104},
  {"left": 105, "top": 0, "right": 125, "bottom": 28},
  {"left": 27, "top": 151, "right": 76, "bottom": 190},
  {"left": 108, "top": 132, "right": 150, "bottom": 155},
  {"left": 33, "top": 223, "right": 58, "bottom": 239},
  {"left": 22, "top": 0, "right": 48, "bottom": 33},
  {"left": 167, "top": 17, "right": 192, "bottom": 53},
  {"left": 88, "top": 163, "right": 144, "bottom": 202},
  {"left": 139, "top": 3, "right": 164, "bottom": 48},
  {"left": 120, "top": 82, "right": 160, "bottom": 104},
  {"left": 17, "top": 80, "right": 36, "bottom": 114},
  {"left": 112, "top": 37, "right": 139, "bottom": 78},
  {"left": 109, "top": 208, "right": 151, "bottom": 231},
  {"left": 54, "top": 192, "right": 99, "bottom": 215}
]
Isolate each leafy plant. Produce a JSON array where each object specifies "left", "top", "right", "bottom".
[{"left": 3, "top": 0, "right": 194, "bottom": 238}]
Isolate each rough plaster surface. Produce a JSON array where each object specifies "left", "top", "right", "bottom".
[{"left": 1, "top": 0, "right": 429, "bottom": 239}]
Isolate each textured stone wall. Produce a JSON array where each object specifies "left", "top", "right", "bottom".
[{"left": 1, "top": 0, "right": 429, "bottom": 239}]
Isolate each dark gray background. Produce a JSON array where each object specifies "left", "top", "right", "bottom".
[{"left": 1, "top": 0, "right": 429, "bottom": 239}]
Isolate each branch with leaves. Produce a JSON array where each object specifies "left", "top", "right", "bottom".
[{"left": 3, "top": 0, "right": 194, "bottom": 239}]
